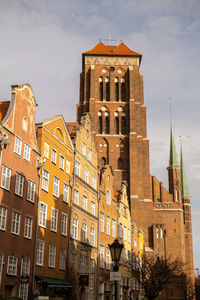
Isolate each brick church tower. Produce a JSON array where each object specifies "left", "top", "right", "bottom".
[{"left": 77, "top": 41, "right": 194, "bottom": 296}]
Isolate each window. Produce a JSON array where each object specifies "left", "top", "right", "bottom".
[
  {"left": 92, "top": 175, "right": 96, "bottom": 189},
  {"left": 105, "top": 116, "right": 110, "bottom": 134},
  {"left": 156, "top": 227, "right": 159, "bottom": 239},
  {"left": 83, "top": 195, "right": 87, "bottom": 211},
  {"left": 112, "top": 219, "right": 116, "bottom": 238},
  {"left": 51, "top": 148, "right": 57, "bottom": 164},
  {"left": 119, "top": 223, "right": 123, "bottom": 239},
  {"left": 61, "top": 213, "right": 68, "bottom": 236},
  {"left": 80, "top": 254, "right": 87, "bottom": 273},
  {"left": 100, "top": 245, "right": 104, "bottom": 268},
  {"left": 84, "top": 168, "right": 89, "bottom": 184},
  {"left": 24, "top": 217, "right": 33, "bottom": 239},
  {"left": 106, "top": 248, "right": 110, "bottom": 270},
  {"left": 105, "top": 78, "right": 110, "bottom": 101},
  {"left": 39, "top": 203, "right": 47, "bottom": 228},
  {"left": 1, "top": 165, "right": 11, "bottom": 190},
  {"left": 19, "top": 283, "right": 29, "bottom": 300},
  {"left": 100, "top": 212, "right": 104, "bottom": 232},
  {"left": 0, "top": 205, "right": 7, "bottom": 230},
  {"left": 106, "top": 216, "right": 110, "bottom": 235},
  {"left": 106, "top": 189, "right": 111, "bottom": 205},
  {"left": 14, "top": 136, "right": 22, "bottom": 155},
  {"left": 72, "top": 253, "right": 77, "bottom": 269},
  {"left": 59, "top": 248, "right": 66, "bottom": 270},
  {"left": 42, "top": 169, "right": 49, "bottom": 192},
  {"left": 134, "top": 238, "right": 137, "bottom": 247},
  {"left": 128, "top": 229, "right": 130, "bottom": 243},
  {"left": 72, "top": 218, "right": 78, "bottom": 239},
  {"left": 115, "top": 78, "right": 119, "bottom": 101},
  {"left": 66, "top": 160, "right": 70, "bottom": 174},
  {"left": 49, "top": 245, "right": 56, "bottom": 268},
  {"left": 11, "top": 212, "right": 21, "bottom": 235},
  {"left": 121, "top": 80, "right": 125, "bottom": 101},
  {"left": 99, "top": 77, "right": 103, "bottom": 101},
  {"left": 123, "top": 206, "right": 127, "bottom": 217},
  {"left": 21, "top": 258, "right": 30, "bottom": 276},
  {"left": 63, "top": 183, "right": 69, "bottom": 203},
  {"left": 121, "top": 116, "right": 126, "bottom": 134},
  {"left": 124, "top": 226, "right": 127, "bottom": 241},
  {"left": 7, "top": 256, "right": 18, "bottom": 275},
  {"left": 82, "top": 142, "right": 86, "bottom": 156},
  {"left": 101, "top": 157, "right": 106, "bottom": 167},
  {"left": 60, "top": 155, "right": 65, "bottom": 170},
  {"left": 75, "top": 160, "right": 80, "bottom": 176},
  {"left": 36, "top": 240, "right": 44, "bottom": 265},
  {"left": 44, "top": 142, "right": 49, "bottom": 158},
  {"left": 23, "top": 144, "right": 31, "bottom": 161},
  {"left": 98, "top": 116, "right": 103, "bottom": 134},
  {"left": 91, "top": 201, "right": 95, "bottom": 215},
  {"left": 88, "top": 148, "right": 92, "bottom": 162},
  {"left": 15, "top": 173, "right": 24, "bottom": 197},
  {"left": 74, "top": 190, "right": 79, "bottom": 205},
  {"left": 27, "top": 180, "right": 35, "bottom": 202},
  {"left": 114, "top": 117, "right": 119, "bottom": 134},
  {"left": 89, "top": 259, "right": 95, "bottom": 296},
  {"left": 118, "top": 157, "right": 123, "bottom": 170},
  {"left": 53, "top": 176, "right": 60, "bottom": 197},
  {"left": 51, "top": 208, "right": 58, "bottom": 232},
  {"left": 90, "top": 227, "right": 95, "bottom": 246},
  {"left": 81, "top": 223, "right": 87, "bottom": 243}
]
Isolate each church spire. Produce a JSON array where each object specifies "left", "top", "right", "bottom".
[
  {"left": 169, "top": 122, "right": 179, "bottom": 167},
  {"left": 180, "top": 144, "right": 190, "bottom": 197}
]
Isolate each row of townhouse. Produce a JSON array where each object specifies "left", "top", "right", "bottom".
[{"left": 0, "top": 84, "right": 144, "bottom": 300}]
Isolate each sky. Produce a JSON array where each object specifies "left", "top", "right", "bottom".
[{"left": 0, "top": 0, "right": 200, "bottom": 268}]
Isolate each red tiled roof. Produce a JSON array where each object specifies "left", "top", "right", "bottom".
[
  {"left": 66, "top": 122, "right": 76, "bottom": 136},
  {"left": 83, "top": 41, "right": 142, "bottom": 57},
  {"left": 0, "top": 101, "right": 10, "bottom": 122}
]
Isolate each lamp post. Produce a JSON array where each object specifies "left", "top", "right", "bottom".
[{"left": 108, "top": 239, "right": 124, "bottom": 300}]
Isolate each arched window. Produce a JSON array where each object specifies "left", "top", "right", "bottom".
[
  {"left": 101, "top": 157, "right": 106, "bottom": 167},
  {"left": 121, "top": 116, "right": 126, "bottom": 134},
  {"left": 99, "top": 77, "right": 103, "bottom": 101},
  {"left": 105, "top": 116, "right": 109, "bottom": 134},
  {"left": 121, "top": 78, "right": 125, "bottom": 101},
  {"left": 105, "top": 77, "right": 110, "bottom": 101},
  {"left": 98, "top": 116, "right": 103, "bottom": 134},
  {"left": 114, "top": 117, "right": 119, "bottom": 134},
  {"left": 115, "top": 78, "right": 119, "bottom": 102},
  {"left": 118, "top": 157, "right": 123, "bottom": 169}
]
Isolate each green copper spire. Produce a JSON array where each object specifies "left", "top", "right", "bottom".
[
  {"left": 181, "top": 145, "right": 190, "bottom": 197},
  {"left": 169, "top": 122, "right": 179, "bottom": 167}
]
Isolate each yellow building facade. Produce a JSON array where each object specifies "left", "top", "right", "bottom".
[{"left": 35, "top": 116, "right": 74, "bottom": 297}]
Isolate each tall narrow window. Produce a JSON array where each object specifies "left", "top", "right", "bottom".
[
  {"left": 99, "top": 77, "right": 103, "bottom": 101},
  {"left": 121, "top": 78, "right": 125, "bottom": 101},
  {"left": 98, "top": 116, "right": 103, "bottom": 134},
  {"left": 115, "top": 78, "right": 119, "bottom": 101},
  {"left": 118, "top": 157, "right": 123, "bottom": 170},
  {"left": 105, "top": 78, "right": 110, "bottom": 101},
  {"left": 114, "top": 117, "right": 119, "bottom": 134},
  {"left": 121, "top": 116, "right": 126, "bottom": 134},
  {"left": 105, "top": 115, "right": 110, "bottom": 134}
]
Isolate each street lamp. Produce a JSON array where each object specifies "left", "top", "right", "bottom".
[{"left": 109, "top": 239, "right": 124, "bottom": 300}]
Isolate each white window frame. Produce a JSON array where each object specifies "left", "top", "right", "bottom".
[
  {"left": 75, "top": 160, "right": 80, "bottom": 176},
  {"left": 92, "top": 175, "right": 96, "bottom": 190},
  {"left": 106, "top": 189, "right": 111, "bottom": 205},
  {"left": 83, "top": 195, "right": 87, "bottom": 211},
  {"left": 84, "top": 168, "right": 89, "bottom": 184},
  {"left": 124, "top": 226, "right": 127, "bottom": 241},
  {"left": 11, "top": 211, "right": 21, "bottom": 235},
  {"left": 14, "top": 136, "right": 22, "bottom": 156},
  {"left": 19, "top": 283, "right": 29, "bottom": 300},
  {"left": 74, "top": 190, "right": 79, "bottom": 205},
  {"left": 91, "top": 201, "right": 95, "bottom": 216},
  {"left": 23, "top": 144, "right": 31, "bottom": 161},
  {"left": 100, "top": 212, "right": 104, "bottom": 232},
  {"left": 112, "top": 219, "right": 116, "bottom": 238},
  {"left": 119, "top": 223, "right": 123, "bottom": 239},
  {"left": 49, "top": 244, "right": 56, "bottom": 268},
  {"left": 53, "top": 176, "right": 60, "bottom": 197},
  {"left": 66, "top": 160, "right": 70, "bottom": 174},
  {"left": 39, "top": 202, "right": 47, "bottom": 228},
  {"left": 51, "top": 148, "right": 57, "bottom": 164},
  {"left": 59, "top": 248, "right": 66, "bottom": 270},
  {"left": 100, "top": 245, "right": 104, "bottom": 268},
  {"left": 1, "top": 165, "right": 11, "bottom": 191},
  {"left": 61, "top": 213, "right": 68, "bottom": 236},
  {"left": 15, "top": 173, "right": 24, "bottom": 197},
  {"left": 51, "top": 208, "right": 58, "bottom": 232},
  {"left": 106, "top": 216, "right": 110, "bottom": 235},
  {"left": 72, "top": 218, "right": 78, "bottom": 239},
  {"left": 42, "top": 169, "right": 49, "bottom": 192},
  {"left": 63, "top": 183, "right": 69, "bottom": 203},
  {"left": 21, "top": 258, "right": 30, "bottom": 276},
  {"left": 7, "top": 255, "right": 18, "bottom": 275},
  {"left": 27, "top": 180, "right": 36, "bottom": 202},
  {"left": 82, "top": 142, "right": 86, "bottom": 156},
  {"left": 81, "top": 223, "right": 87, "bottom": 243},
  {"left": 0, "top": 205, "right": 7, "bottom": 231},
  {"left": 90, "top": 227, "right": 95, "bottom": 246},
  {"left": 24, "top": 217, "right": 33, "bottom": 239},
  {"left": 36, "top": 240, "right": 44, "bottom": 266},
  {"left": 60, "top": 155, "right": 65, "bottom": 170},
  {"left": 88, "top": 148, "right": 92, "bottom": 162}
]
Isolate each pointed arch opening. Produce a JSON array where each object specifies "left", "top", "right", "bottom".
[
  {"left": 121, "top": 78, "right": 125, "bottom": 101},
  {"left": 115, "top": 77, "right": 119, "bottom": 102},
  {"left": 105, "top": 77, "right": 110, "bottom": 101},
  {"left": 114, "top": 116, "right": 119, "bottom": 134},
  {"left": 121, "top": 116, "right": 126, "bottom": 134},
  {"left": 99, "top": 77, "right": 103, "bottom": 101},
  {"left": 118, "top": 157, "right": 123, "bottom": 170},
  {"left": 98, "top": 115, "right": 103, "bottom": 134}
]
